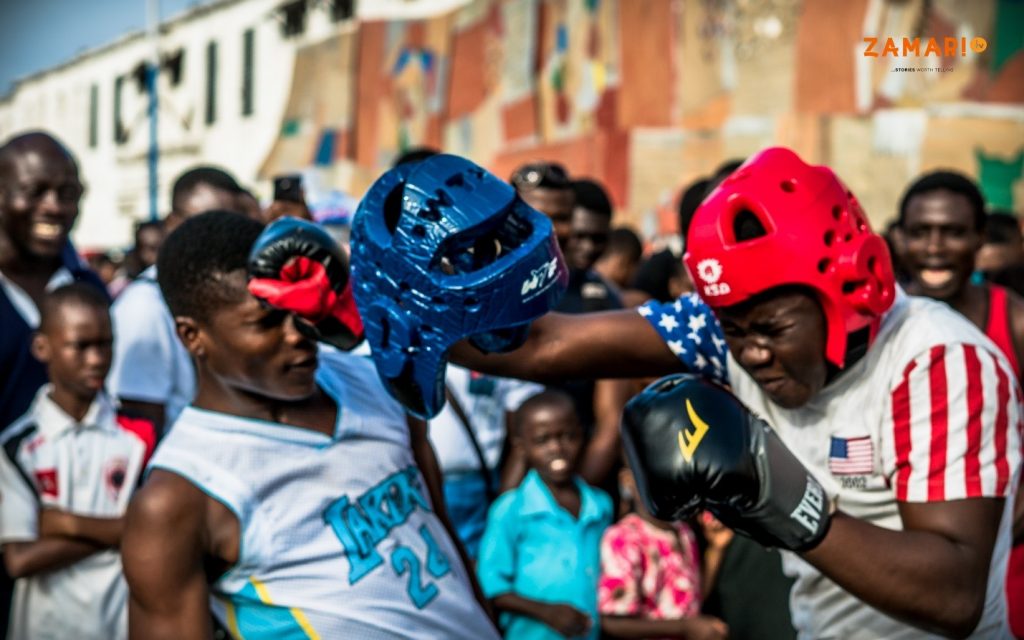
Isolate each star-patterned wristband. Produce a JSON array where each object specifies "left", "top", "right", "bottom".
[{"left": 637, "top": 292, "right": 730, "bottom": 384}]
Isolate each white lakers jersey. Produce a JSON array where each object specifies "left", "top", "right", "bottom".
[{"left": 148, "top": 350, "right": 499, "bottom": 640}]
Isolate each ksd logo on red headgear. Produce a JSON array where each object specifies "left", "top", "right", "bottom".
[{"left": 696, "top": 258, "right": 731, "bottom": 297}]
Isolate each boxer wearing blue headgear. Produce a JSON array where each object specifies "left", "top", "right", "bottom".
[{"left": 350, "top": 154, "right": 568, "bottom": 419}]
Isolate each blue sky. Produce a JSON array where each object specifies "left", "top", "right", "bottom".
[{"left": 0, "top": 0, "right": 204, "bottom": 96}]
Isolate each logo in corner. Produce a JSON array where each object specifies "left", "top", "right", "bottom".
[{"left": 677, "top": 399, "right": 710, "bottom": 462}]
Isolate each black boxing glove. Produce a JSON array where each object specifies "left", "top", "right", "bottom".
[
  {"left": 622, "top": 374, "right": 832, "bottom": 552},
  {"left": 247, "top": 217, "right": 364, "bottom": 350}
]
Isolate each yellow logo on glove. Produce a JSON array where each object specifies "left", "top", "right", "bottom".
[{"left": 678, "top": 399, "right": 710, "bottom": 462}]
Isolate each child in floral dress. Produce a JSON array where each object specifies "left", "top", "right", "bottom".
[{"left": 597, "top": 466, "right": 727, "bottom": 639}]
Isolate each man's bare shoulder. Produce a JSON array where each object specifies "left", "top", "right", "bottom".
[
  {"left": 127, "top": 470, "right": 208, "bottom": 535},
  {"left": 126, "top": 469, "right": 241, "bottom": 575}
]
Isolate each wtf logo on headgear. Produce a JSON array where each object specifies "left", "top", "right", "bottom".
[
  {"left": 697, "top": 258, "right": 731, "bottom": 297},
  {"left": 521, "top": 257, "right": 560, "bottom": 301}
]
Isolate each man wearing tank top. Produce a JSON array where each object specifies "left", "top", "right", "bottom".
[
  {"left": 120, "top": 211, "right": 499, "bottom": 640},
  {"left": 897, "top": 170, "right": 1024, "bottom": 637}
]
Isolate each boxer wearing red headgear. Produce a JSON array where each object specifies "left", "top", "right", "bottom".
[
  {"left": 684, "top": 147, "right": 895, "bottom": 370},
  {"left": 446, "top": 148, "right": 1021, "bottom": 638}
]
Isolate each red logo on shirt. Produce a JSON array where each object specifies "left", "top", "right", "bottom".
[
  {"left": 34, "top": 469, "right": 58, "bottom": 498},
  {"left": 25, "top": 435, "right": 46, "bottom": 454}
]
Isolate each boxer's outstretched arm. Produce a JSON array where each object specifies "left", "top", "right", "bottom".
[{"left": 450, "top": 310, "right": 684, "bottom": 383}]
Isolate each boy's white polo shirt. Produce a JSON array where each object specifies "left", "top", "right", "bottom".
[{"left": 0, "top": 387, "right": 147, "bottom": 640}]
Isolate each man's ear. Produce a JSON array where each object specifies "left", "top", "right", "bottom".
[
  {"left": 30, "top": 332, "right": 51, "bottom": 364},
  {"left": 174, "top": 317, "right": 205, "bottom": 359}
]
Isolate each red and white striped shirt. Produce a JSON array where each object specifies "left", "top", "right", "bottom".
[
  {"left": 889, "top": 342, "right": 1020, "bottom": 503},
  {"left": 727, "top": 289, "right": 1022, "bottom": 640}
]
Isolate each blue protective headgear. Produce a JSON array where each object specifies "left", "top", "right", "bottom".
[{"left": 350, "top": 154, "right": 568, "bottom": 418}]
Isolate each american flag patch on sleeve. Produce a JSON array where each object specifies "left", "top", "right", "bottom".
[{"left": 828, "top": 436, "right": 874, "bottom": 475}]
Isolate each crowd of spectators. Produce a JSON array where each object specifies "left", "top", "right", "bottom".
[{"left": 0, "top": 130, "right": 1020, "bottom": 639}]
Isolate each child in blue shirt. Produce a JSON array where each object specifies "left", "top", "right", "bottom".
[{"left": 477, "top": 390, "right": 612, "bottom": 639}]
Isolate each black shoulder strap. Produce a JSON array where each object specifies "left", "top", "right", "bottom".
[
  {"left": 3, "top": 422, "right": 41, "bottom": 499},
  {"left": 444, "top": 384, "right": 497, "bottom": 502}
]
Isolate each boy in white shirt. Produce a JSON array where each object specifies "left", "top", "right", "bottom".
[{"left": 0, "top": 283, "right": 154, "bottom": 640}]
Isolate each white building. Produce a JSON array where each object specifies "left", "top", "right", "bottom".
[{"left": 0, "top": 0, "right": 469, "bottom": 250}]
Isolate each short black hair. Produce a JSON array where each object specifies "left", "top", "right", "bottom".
[
  {"left": 898, "top": 170, "right": 986, "bottom": 231},
  {"left": 157, "top": 210, "right": 264, "bottom": 321},
  {"left": 571, "top": 178, "right": 613, "bottom": 218},
  {"left": 678, "top": 177, "right": 711, "bottom": 244},
  {"left": 705, "top": 159, "right": 744, "bottom": 195},
  {"left": 38, "top": 281, "right": 110, "bottom": 333},
  {"left": 171, "top": 166, "right": 242, "bottom": 213},
  {"left": 510, "top": 161, "right": 571, "bottom": 192},
  {"left": 604, "top": 227, "right": 643, "bottom": 262},
  {"left": 135, "top": 219, "right": 163, "bottom": 237},
  {"left": 513, "top": 389, "right": 577, "bottom": 437},
  {"left": 393, "top": 147, "right": 440, "bottom": 167},
  {"left": 86, "top": 252, "right": 116, "bottom": 267},
  {"left": 0, "top": 131, "right": 78, "bottom": 187},
  {"left": 989, "top": 264, "right": 1024, "bottom": 297},
  {"left": 984, "top": 211, "right": 1021, "bottom": 245}
]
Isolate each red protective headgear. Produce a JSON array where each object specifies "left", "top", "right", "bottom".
[{"left": 684, "top": 147, "right": 895, "bottom": 369}]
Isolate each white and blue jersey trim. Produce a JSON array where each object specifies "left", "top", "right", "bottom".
[{"left": 638, "top": 293, "right": 730, "bottom": 384}]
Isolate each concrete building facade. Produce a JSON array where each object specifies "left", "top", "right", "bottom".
[
  {"left": 0, "top": 0, "right": 466, "bottom": 249},
  {"left": 3, "top": 0, "right": 1022, "bottom": 251}
]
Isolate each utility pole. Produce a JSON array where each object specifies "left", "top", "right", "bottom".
[{"left": 146, "top": 0, "right": 160, "bottom": 221}]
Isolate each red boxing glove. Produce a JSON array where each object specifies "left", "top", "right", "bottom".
[
  {"left": 247, "top": 219, "right": 364, "bottom": 350},
  {"left": 332, "top": 280, "right": 364, "bottom": 342},
  {"left": 248, "top": 256, "right": 337, "bottom": 322}
]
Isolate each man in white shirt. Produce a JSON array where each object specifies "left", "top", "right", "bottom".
[{"left": 108, "top": 166, "right": 246, "bottom": 434}]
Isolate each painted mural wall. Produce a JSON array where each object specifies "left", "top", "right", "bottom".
[{"left": 259, "top": 0, "right": 1024, "bottom": 236}]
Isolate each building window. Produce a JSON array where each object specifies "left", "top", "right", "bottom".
[
  {"left": 113, "top": 76, "right": 126, "bottom": 144},
  {"left": 88, "top": 84, "right": 98, "bottom": 148},
  {"left": 280, "top": 0, "right": 307, "bottom": 38},
  {"left": 162, "top": 48, "right": 185, "bottom": 87},
  {"left": 242, "top": 29, "right": 255, "bottom": 116},
  {"left": 330, "top": 0, "right": 355, "bottom": 22},
  {"left": 132, "top": 62, "right": 149, "bottom": 93},
  {"left": 205, "top": 41, "right": 218, "bottom": 125}
]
